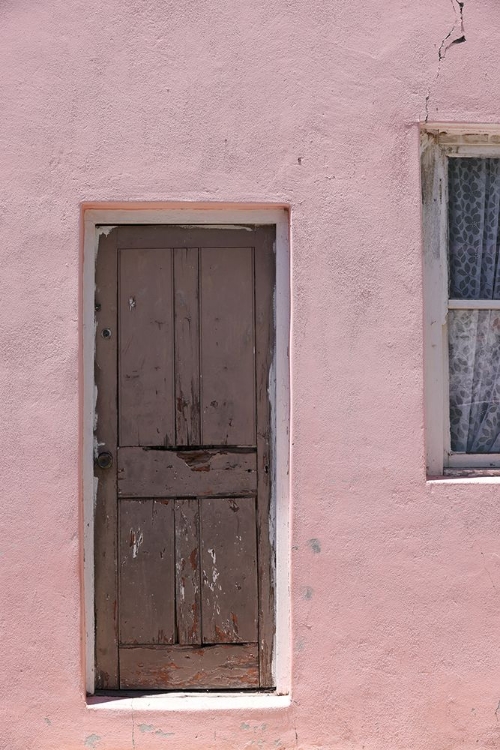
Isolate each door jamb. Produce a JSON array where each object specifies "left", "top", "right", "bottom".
[{"left": 82, "top": 205, "right": 291, "bottom": 696}]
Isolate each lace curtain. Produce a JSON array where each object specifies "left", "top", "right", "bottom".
[{"left": 448, "top": 158, "right": 500, "bottom": 453}]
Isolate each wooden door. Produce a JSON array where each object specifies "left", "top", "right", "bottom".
[{"left": 94, "top": 225, "right": 275, "bottom": 690}]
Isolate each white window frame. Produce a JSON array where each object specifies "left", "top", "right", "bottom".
[
  {"left": 82, "top": 205, "right": 291, "bottom": 705},
  {"left": 422, "top": 124, "right": 500, "bottom": 475}
]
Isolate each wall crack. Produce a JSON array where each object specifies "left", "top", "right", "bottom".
[{"left": 425, "top": 0, "right": 466, "bottom": 121}]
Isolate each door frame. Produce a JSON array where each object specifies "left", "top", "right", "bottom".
[{"left": 82, "top": 205, "right": 291, "bottom": 696}]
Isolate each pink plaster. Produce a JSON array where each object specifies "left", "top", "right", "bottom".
[{"left": 2, "top": 0, "right": 500, "bottom": 748}]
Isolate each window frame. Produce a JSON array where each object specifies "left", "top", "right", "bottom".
[{"left": 422, "top": 125, "right": 500, "bottom": 475}]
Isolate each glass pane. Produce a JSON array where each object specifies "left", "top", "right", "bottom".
[
  {"left": 448, "top": 158, "right": 500, "bottom": 300},
  {"left": 449, "top": 309, "right": 500, "bottom": 452}
]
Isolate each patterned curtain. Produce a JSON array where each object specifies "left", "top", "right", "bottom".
[{"left": 448, "top": 158, "right": 500, "bottom": 453}]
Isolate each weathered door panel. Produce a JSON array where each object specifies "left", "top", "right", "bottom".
[
  {"left": 173, "top": 248, "right": 201, "bottom": 446},
  {"left": 94, "top": 225, "right": 275, "bottom": 691},
  {"left": 119, "top": 644, "right": 259, "bottom": 690},
  {"left": 119, "top": 499, "right": 175, "bottom": 645},
  {"left": 117, "top": 447, "right": 257, "bottom": 497},
  {"left": 201, "top": 497, "right": 259, "bottom": 644},
  {"left": 119, "top": 248, "right": 175, "bottom": 447},
  {"left": 200, "top": 247, "right": 256, "bottom": 446},
  {"left": 174, "top": 499, "right": 201, "bottom": 645}
]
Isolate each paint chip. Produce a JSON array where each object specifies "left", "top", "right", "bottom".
[
  {"left": 138, "top": 724, "right": 174, "bottom": 737},
  {"left": 84, "top": 734, "right": 101, "bottom": 749},
  {"left": 308, "top": 538, "right": 321, "bottom": 554},
  {"left": 96, "top": 226, "right": 116, "bottom": 238},
  {"left": 130, "top": 528, "right": 144, "bottom": 558}
]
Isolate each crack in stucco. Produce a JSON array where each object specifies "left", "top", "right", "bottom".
[
  {"left": 131, "top": 702, "right": 136, "bottom": 749},
  {"left": 480, "top": 550, "right": 497, "bottom": 591},
  {"left": 425, "top": 0, "right": 466, "bottom": 121}
]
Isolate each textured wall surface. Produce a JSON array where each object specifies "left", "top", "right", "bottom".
[{"left": 2, "top": 0, "right": 500, "bottom": 748}]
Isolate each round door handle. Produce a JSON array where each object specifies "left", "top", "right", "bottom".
[{"left": 96, "top": 452, "right": 113, "bottom": 470}]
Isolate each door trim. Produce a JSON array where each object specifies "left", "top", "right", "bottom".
[{"left": 82, "top": 205, "right": 291, "bottom": 696}]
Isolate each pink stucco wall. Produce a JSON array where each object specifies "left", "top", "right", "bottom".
[{"left": 2, "top": 0, "right": 500, "bottom": 748}]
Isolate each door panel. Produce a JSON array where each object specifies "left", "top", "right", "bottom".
[
  {"left": 174, "top": 499, "right": 201, "bottom": 645},
  {"left": 200, "top": 247, "right": 256, "bottom": 446},
  {"left": 119, "top": 249, "right": 175, "bottom": 447},
  {"left": 201, "top": 497, "right": 259, "bottom": 644},
  {"left": 173, "top": 248, "right": 201, "bottom": 446},
  {"left": 119, "top": 644, "right": 259, "bottom": 690},
  {"left": 95, "top": 225, "right": 275, "bottom": 691},
  {"left": 119, "top": 499, "right": 175, "bottom": 645},
  {"left": 117, "top": 447, "right": 257, "bottom": 497}
]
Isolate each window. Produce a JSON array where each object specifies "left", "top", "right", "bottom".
[{"left": 422, "top": 128, "right": 500, "bottom": 475}]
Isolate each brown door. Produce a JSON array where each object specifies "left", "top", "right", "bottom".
[{"left": 94, "top": 225, "right": 275, "bottom": 690}]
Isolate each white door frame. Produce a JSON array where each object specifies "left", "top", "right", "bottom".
[{"left": 82, "top": 205, "right": 291, "bottom": 696}]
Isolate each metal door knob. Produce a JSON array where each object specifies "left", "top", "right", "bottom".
[{"left": 96, "top": 452, "right": 113, "bottom": 469}]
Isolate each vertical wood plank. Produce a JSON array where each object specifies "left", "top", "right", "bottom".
[
  {"left": 200, "top": 247, "right": 256, "bottom": 446},
  {"left": 201, "top": 498, "right": 259, "bottom": 644},
  {"left": 254, "top": 227, "right": 276, "bottom": 686},
  {"left": 174, "top": 248, "right": 201, "bottom": 446},
  {"left": 119, "top": 248, "right": 175, "bottom": 447},
  {"left": 119, "top": 499, "right": 175, "bottom": 645},
  {"left": 94, "top": 228, "right": 119, "bottom": 689},
  {"left": 175, "top": 499, "right": 202, "bottom": 645}
]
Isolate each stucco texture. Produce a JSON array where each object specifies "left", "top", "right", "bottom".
[{"left": 1, "top": 0, "right": 500, "bottom": 748}]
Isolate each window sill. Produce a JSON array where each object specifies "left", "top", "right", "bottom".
[
  {"left": 427, "top": 468, "right": 500, "bottom": 483},
  {"left": 87, "top": 692, "right": 291, "bottom": 712}
]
